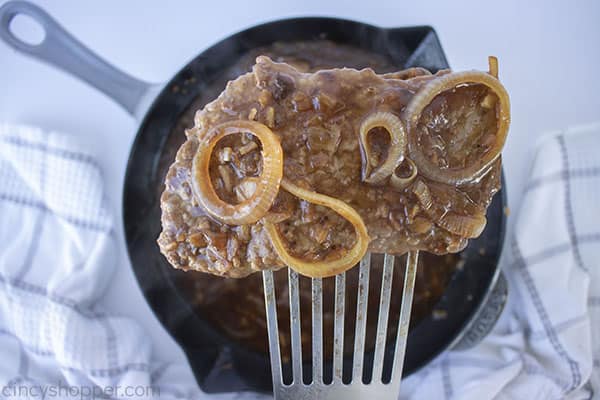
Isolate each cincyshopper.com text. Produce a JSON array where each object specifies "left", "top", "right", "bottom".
[{"left": 2, "top": 382, "right": 160, "bottom": 399}]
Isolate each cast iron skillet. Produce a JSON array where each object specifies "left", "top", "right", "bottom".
[{"left": 0, "top": 1, "right": 508, "bottom": 394}]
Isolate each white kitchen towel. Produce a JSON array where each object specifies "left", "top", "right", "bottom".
[
  {"left": 0, "top": 124, "right": 204, "bottom": 399},
  {"left": 1, "top": 121, "right": 599, "bottom": 400}
]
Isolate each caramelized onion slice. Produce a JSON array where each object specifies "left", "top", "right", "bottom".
[
  {"left": 412, "top": 180, "right": 433, "bottom": 210},
  {"left": 192, "top": 120, "right": 283, "bottom": 225},
  {"left": 391, "top": 158, "right": 418, "bottom": 190},
  {"left": 405, "top": 65, "right": 510, "bottom": 185},
  {"left": 359, "top": 111, "right": 407, "bottom": 184},
  {"left": 437, "top": 212, "right": 487, "bottom": 238},
  {"left": 488, "top": 56, "right": 499, "bottom": 79},
  {"left": 263, "top": 179, "right": 370, "bottom": 278}
]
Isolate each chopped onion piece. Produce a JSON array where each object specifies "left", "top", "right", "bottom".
[
  {"left": 437, "top": 212, "right": 487, "bottom": 238},
  {"left": 412, "top": 180, "right": 433, "bottom": 210}
]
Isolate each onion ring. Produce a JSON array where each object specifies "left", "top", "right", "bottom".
[
  {"left": 359, "top": 111, "right": 407, "bottom": 184},
  {"left": 405, "top": 64, "right": 510, "bottom": 185},
  {"left": 192, "top": 120, "right": 283, "bottom": 225},
  {"left": 390, "top": 158, "right": 418, "bottom": 190},
  {"left": 263, "top": 179, "right": 370, "bottom": 278}
]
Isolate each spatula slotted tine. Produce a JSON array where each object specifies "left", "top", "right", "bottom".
[
  {"left": 312, "top": 277, "right": 323, "bottom": 383},
  {"left": 263, "top": 250, "right": 420, "bottom": 399},
  {"left": 391, "top": 251, "right": 419, "bottom": 388},
  {"left": 262, "top": 270, "right": 282, "bottom": 386},
  {"left": 372, "top": 253, "right": 396, "bottom": 382},
  {"left": 288, "top": 269, "right": 302, "bottom": 382},
  {"left": 333, "top": 272, "right": 345, "bottom": 382},
  {"left": 352, "top": 254, "right": 371, "bottom": 382}
]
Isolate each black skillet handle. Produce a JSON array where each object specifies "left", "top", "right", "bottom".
[
  {"left": 451, "top": 271, "right": 508, "bottom": 350},
  {"left": 0, "top": 1, "right": 158, "bottom": 118}
]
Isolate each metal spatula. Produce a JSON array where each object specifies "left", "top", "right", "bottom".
[{"left": 262, "top": 250, "right": 419, "bottom": 399}]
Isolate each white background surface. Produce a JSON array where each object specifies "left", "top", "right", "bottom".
[{"left": 1, "top": 0, "right": 599, "bottom": 375}]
